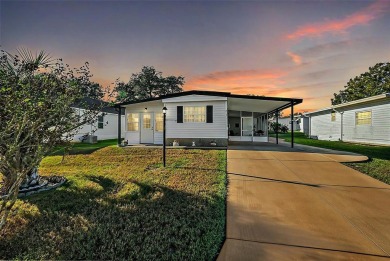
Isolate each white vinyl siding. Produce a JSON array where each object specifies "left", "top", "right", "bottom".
[{"left": 165, "top": 100, "right": 228, "bottom": 139}]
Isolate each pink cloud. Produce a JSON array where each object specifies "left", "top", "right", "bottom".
[
  {"left": 286, "top": 51, "right": 302, "bottom": 65},
  {"left": 287, "top": 0, "right": 390, "bottom": 40}
]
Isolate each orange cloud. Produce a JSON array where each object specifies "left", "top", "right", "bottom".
[
  {"left": 287, "top": 0, "right": 390, "bottom": 40},
  {"left": 286, "top": 51, "right": 302, "bottom": 65}
]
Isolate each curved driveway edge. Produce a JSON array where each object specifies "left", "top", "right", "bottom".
[{"left": 217, "top": 143, "right": 390, "bottom": 261}]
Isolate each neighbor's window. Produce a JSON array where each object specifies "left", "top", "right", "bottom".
[
  {"left": 356, "top": 111, "right": 372, "bottom": 125},
  {"left": 331, "top": 112, "right": 336, "bottom": 122},
  {"left": 98, "top": 115, "right": 104, "bottom": 129},
  {"left": 184, "top": 106, "right": 206, "bottom": 122},
  {"left": 155, "top": 113, "right": 163, "bottom": 131},
  {"left": 127, "top": 113, "right": 139, "bottom": 131}
]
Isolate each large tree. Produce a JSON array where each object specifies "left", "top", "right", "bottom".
[
  {"left": 0, "top": 49, "right": 107, "bottom": 230},
  {"left": 115, "top": 66, "right": 184, "bottom": 103},
  {"left": 332, "top": 62, "right": 390, "bottom": 105}
]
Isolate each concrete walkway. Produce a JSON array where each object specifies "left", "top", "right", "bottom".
[{"left": 218, "top": 143, "right": 390, "bottom": 260}]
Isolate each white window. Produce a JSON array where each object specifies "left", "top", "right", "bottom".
[
  {"left": 356, "top": 111, "right": 372, "bottom": 125},
  {"left": 127, "top": 113, "right": 139, "bottom": 131},
  {"left": 155, "top": 113, "right": 163, "bottom": 131},
  {"left": 331, "top": 112, "right": 336, "bottom": 122},
  {"left": 184, "top": 106, "right": 206, "bottom": 122}
]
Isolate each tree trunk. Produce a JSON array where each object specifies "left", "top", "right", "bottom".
[{"left": 0, "top": 171, "right": 24, "bottom": 231}]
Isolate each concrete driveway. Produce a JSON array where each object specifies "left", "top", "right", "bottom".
[{"left": 218, "top": 143, "right": 390, "bottom": 260}]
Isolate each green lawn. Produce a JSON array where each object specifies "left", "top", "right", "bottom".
[
  {"left": 51, "top": 139, "right": 118, "bottom": 155},
  {"left": 274, "top": 132, "right": 390, "bottom": 184},
  {"left": 0, "top": 147, "right": 227, "bottom": 260}
]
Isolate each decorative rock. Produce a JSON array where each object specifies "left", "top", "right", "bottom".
[{"left": 17, "top": 176, "right": 66, "bottom": 198}]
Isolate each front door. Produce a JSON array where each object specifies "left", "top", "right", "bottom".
[
  {"left": 241, "top": 117, "right": 253, "bottom": 141},
  {"left": 141, "top": 113, "right": 154, "bottom": 143}
]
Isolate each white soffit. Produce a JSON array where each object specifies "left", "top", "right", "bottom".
[{"left": 227, "top": 97, "right": 291, "bottom": 113}]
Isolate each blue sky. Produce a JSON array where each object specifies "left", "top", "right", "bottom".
[{"left": 1, "top": 0, "right": 389, "bottom": 112}]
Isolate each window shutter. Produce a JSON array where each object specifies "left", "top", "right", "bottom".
[
  {"left": 206, "top": 105, "right": 213, "bottom": 123},
  {"left": 177, "top": 106, "right": 183, "bottom": 123}
]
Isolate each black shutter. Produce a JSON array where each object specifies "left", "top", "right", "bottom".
[
  {"left": 206, "top": 105, "right": 213, "bottom": 123},
  {"left": 177, "top": 106, "right": 183, "bottom": 123}
]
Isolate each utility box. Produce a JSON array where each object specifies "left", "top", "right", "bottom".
[{"left": 84, "top": 135, "right": 97, "bottom": 144}]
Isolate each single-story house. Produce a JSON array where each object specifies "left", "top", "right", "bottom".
[
  {"left": 305, "top": 93, "right": 390, "bottom": 145},
  {"left": 72, "top": 98, "right": 125, "bottom": 142},
  {"left": 114, "top": 90, "right": 302, "bottom": 147}
]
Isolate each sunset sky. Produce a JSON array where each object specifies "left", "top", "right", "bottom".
[{"left": 1, "top": 0, "right": 390, "bottom": 112}]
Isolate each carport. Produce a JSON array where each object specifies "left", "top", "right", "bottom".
[{"left": 226, "top": 94, "right": 302, "bottom": 147}]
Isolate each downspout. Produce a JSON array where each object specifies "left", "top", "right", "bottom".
[{"left": 332, "top": 108, "right": 344, "bottom": 141}]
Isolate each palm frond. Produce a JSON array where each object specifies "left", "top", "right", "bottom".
[{"left": 16, "top": 47, "right": 53, "bottom": 67}]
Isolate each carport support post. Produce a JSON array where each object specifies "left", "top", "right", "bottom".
[
  {"left": 276, "top": 110, "right": 279, "bottom": 144},
  {"left": 291, "top": 101, "right": 294, "bottom": 148},
  {"left": 117, "top": 106, "right": 122, "bottom": 146}
]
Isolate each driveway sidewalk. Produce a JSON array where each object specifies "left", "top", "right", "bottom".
[{"left": 218, "top": 143, "right": 390, "bottom": 260}]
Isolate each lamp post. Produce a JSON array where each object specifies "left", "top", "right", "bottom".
[{"left": 162, "top": 106, "right": 167, "bottom": 167}]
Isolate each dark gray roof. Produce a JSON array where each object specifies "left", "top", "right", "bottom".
[{"left": 73, "top": 97, "right": 124, "bottom": 115}]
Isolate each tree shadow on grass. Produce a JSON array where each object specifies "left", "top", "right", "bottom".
[{"left": 0, "top": 176, "right": 225, "bottom": 261}]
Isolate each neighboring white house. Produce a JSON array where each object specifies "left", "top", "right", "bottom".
[
  {"left": 269, "top": 116, "right": 301, "bottom": 131},
  {"left": 115, "top": 91, "right": 302, "bottom": 146},
  {"left": 72, "top": 98, "right": 125, "bottom": 142},
  {"left": 305, "top": 93, "right": 390, "bottom": 145}
]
